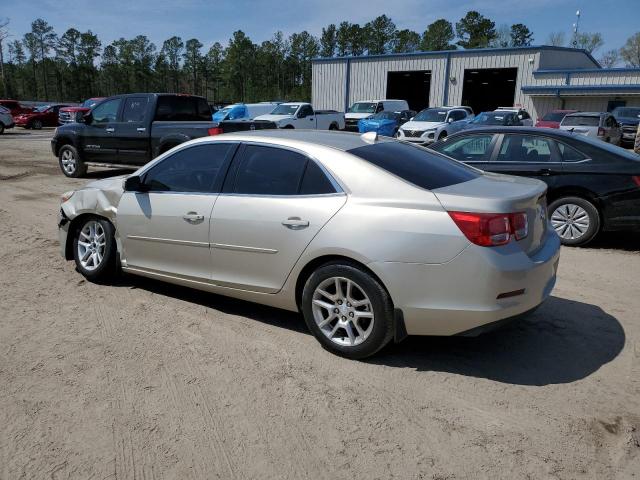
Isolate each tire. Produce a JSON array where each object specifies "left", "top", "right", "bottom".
[
  {"left": 32, "top": 119, "right": 43, "bottom": 130},
  {"left": 549, "top": 196, "right": 600, "bottom": 246},
  {"left": 301, "top": 262, "right": 394, "bottom": 359},
  {"left": 438, "top": 131, "right": 448, "bottom": 141},
  {"left": 328, "top": 123, "right": 338, "bottom": 131},
  {"left": 0, "top": 123, "right": 4, "bottom": 135},
  {"left": 283, "top": 125, "right": 294, "bottom": 129},
  {"left": 72, "top": 216, "right": 118, "bottom": 282},
  {"left": 58, "top": 144, "right": 87, "bottom": 178}
]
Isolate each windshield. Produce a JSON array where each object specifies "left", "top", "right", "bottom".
[
  {"left": 270, "top": 104, "right": 300, "bottom": 115},
  {"left": 542, "top": 111, "right": 569, "bottom": 122},
  {"left": 562, "top": 115, "right": 600, "bottom": 127},
  {"left": 613, "top": 107, "right": 640, "bottom": 118},
  {"left": 35, "top": 105, "right": 51, "bottom": 113},
  {"left": 83, "top": 98, "right": 101, "bottom": 108},
  {"left": 413, "top": 108, "right": 447, "bottom": 122},
  {"left": 348, "top": 102, "right": 377, "bottom": 113},
  {"left": 213, "top": 107, "right": 233, "bottom": 121},
  {"left": 471, "top": 112, "right": 514, "bottom": 125},
  {"left": 369, "top": 112, "right": 399, "bottom": 121}
]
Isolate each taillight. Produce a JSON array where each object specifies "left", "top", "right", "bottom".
[
  {"left": 448, "top": 211, "right": 529, "bottom": 247},
  {"left": 597, "top": 127, "right": 605, "bottom": 136},
  {"left": 632, "top": 176, "right": 640, "bottom": 187},
  {"left": 208, "top": 127, "right": 223, "bottom": 136}
]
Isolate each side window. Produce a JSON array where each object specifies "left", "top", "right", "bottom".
[
  {"left": 154, "top": 96, "right": 212, "bottom": 121},
  {"left": 557, "top": 142, "right": 587, "bottom": 162},
  {"left": 449, "top": 110, "right": 466, "bottom": 121},
  {"left": 233, "top": 145, "right": 308, "bottom": 195},
  {"left": 437, "top": 134, "right": 495, "bottom": 162},
  {"left": 298, "top": 105, "right": 314, "bottom": 118},
  {"left": 143, "top": 143, "right": 234, "bottom": 193},
  {"left": 520, "top": 111, "right": 531, "bottom": 120},
  {"left": 122, "top": 97, "right": 149, "bottom": 123},
  {"left": 497, "top": 135, "right": 553, "bottom": 163},
  {"left": 299, "top": 161, "right": 336, "bottom": 195},
  {"left": 92, "top": 98, "right": 122, "bottom": 124},
  {"left": 376, "top": 103, "right": 384, "bottom": 113}
]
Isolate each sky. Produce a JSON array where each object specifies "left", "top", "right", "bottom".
[{"left": 1, "top": 0, "right": 638, "bottom": 58}]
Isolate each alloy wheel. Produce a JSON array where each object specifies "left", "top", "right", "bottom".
[
  {"left": 311, "top": 276, "right": 374, "bottom": 347},
  {"left": 77, "top": 221, "right": 106, "bottom": 271},
  {"left": 550, "top": 203, "right": 590, "bottom": 240},
  {"left": 61, "top": 149, "right": 76, "bottom": 175}
]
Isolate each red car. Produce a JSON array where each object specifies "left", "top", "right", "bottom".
[
  {"left": 0, "top": 99, "right": 33, "bottom": 116},
  {"left": 58, "top": 97, "right": 105, "bottom": 124},
  {"left": 14, "top": 104, "right": 72, "bottom": 129},
  {"left": 535, "top": 109, "right": 578, "bottom": 129}
]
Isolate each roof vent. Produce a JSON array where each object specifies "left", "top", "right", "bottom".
[{"left": 361, "top": 131, "right": 378, "bottom": 144}]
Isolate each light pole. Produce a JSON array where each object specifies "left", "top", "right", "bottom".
[{"left": 572, "top": 10, "right": 581, "bottom": 47}]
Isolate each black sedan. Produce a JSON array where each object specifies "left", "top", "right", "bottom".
[{"left": 429, "top": 127, "right": 640, "bottom": 246}]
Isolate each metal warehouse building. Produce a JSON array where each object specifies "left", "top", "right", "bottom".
[{"left": 311, "top": 46, "right": 640, "bottom": 121}]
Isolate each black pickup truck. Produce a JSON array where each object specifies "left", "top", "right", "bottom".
[{"left": 51, "top": 93, "right": 218, "bottom": 177}]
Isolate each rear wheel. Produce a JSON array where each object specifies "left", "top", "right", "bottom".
[
  {"left": 329, "top": 123, "right": 338, "bottom": 131},
  {"left": 32, "top": 119, "right": 43, "bottom": 130},
  {"left": 59, "top": 144, "right": 87, "bottom": 178},
  {"left": 301, "top": 262, "right": 394, "bottom": 359},
  {"left": 72, "top": 217, "right": 118, "bottom": 282},
  {"left": 549, "top": 196, "right": 600, "bottom": 246}
]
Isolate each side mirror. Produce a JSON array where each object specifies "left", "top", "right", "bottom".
[
  {"left": 83, "top": 112, "right": 93, "bottom": 125},
  {"left": 123, "top": 175, "right": 149, "bottom": 192},
  {"left": 447, "top": 117, "right": 454, "bottom": 123}
]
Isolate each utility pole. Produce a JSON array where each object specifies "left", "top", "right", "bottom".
[
  {"left": 572, "top": 10, "right": 581, "bottom": 47},
  {"left": 0, "top": 18, "right": 9, "bottom": 97}
]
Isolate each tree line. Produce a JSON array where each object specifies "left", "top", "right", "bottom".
[{"left": 0, "top": 12, "right": 637, "bottom": 105}]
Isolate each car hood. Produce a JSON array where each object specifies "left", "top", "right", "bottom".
[
  {"left": 400, "top": 121, "right": 444, "bottom": 130},
  {"left": 61, "top": 106, "right": 89, "bottom": 112},
  {"left": 61, "top": 175, "right": 128, "bottom": 222},
  {"left": 254, "top": 114, "right": 293, "bottom": 122},
  {"left": 345, "top": 112, "right": 374, "bottom": 120}
]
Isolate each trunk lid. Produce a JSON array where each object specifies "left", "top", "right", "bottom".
[{"left": 433, "top": 172, "right": 549, "bottom": 255}]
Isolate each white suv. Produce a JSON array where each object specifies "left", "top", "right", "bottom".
[
  {"left": 397, "top": 107, "right": 472, "bottom": 144},
  {"left": 0, "top": 106, "right": 14, "bottom": 135},
  {"left": 345, "top": 99, "right": 409, "bottom": 131}
]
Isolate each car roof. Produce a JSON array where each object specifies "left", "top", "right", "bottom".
[{"left": 216, "top": 129, "right": 395, "bottom": 151}]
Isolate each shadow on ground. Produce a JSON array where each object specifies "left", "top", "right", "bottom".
[
  {"left": 115, "top": 274, "right": 624, "bottom": 386},
  {"left": 583, "top": 231, "right": 640, "bottom": 252}
]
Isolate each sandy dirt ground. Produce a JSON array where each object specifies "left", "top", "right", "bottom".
[{"left": 0, "top": 129, "right": 639, "bottom": 480}]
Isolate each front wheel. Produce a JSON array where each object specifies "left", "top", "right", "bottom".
[
  {"left": 549, "top": 196, "right": 600, "bottom": 246},
  {"left": 59, "top": 145, "right": 87, "bottom": 178},
  {"left": 32, "top": 119, "right": 43, "bottom": 130},
  {"left": 72, "top": 217, "right": 118, "bottom": 282},
  {"left": 438, "top": 131, "right": 448, "bottom": 141},
  {"left": 301, "top": 262, "right": 394, "bottom": 359}
]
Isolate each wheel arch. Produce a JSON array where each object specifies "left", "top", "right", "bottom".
[
  {"left": 547, "top": 186, "right": 602, "bottom": 212},
  {"left": 54, "top": 136, "right": 77, "bottom": 156}
]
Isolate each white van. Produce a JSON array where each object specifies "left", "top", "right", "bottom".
[
  {"left": 345, "top": 99, "right": 409, "bottom": 130},
  {"left": 213, "top": 102, "right": 280, "bottom": 122}
]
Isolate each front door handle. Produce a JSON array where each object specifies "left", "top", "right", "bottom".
[
  {"left": 137, "top": 127, "right": 146, "bottom": 133},
  {"left": 282, "top": 217, "right": 309, "bottom": 230},
  {"left": 183, "top": 212, "right": 205, "bottom": 224},
  {"left": 105, "top": 127, "right": 115, "bottom": 133},
  {"left": 537, "top": 168, "right": 552, "bottom": 176}
]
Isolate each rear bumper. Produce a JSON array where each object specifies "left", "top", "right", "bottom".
[{"left": 369, "top": 227, "right": 561, "bottom": 336}]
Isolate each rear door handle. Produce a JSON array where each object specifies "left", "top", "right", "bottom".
[
  {"left": 105, "top": 127, "right": 115, "bottom": 133},
  {"left": 282, "top": 217, "right": 309, "bottom": 230},
  {"left": 183, "top": 212, "right": 205, "bottom": 224},
  {"left": 137, "top": 127, "right": 146, "bottom": 133}
]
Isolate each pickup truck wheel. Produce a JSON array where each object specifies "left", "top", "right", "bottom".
[
  {"left": 59, "top": 145, "right": 87, "bottom": 178},
  {"left": 32, "top": 119, "right": 43, "bottom": 130},
  {"left": 283, "top": 125, "right": 294, "bottom": 129},
  {"left": 329, "top": 123, "right": 338, "bottom": 131}
]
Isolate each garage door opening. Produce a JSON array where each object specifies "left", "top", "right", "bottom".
[
  {"left": 386, "top": 71, "right": 430, "bottom": 112},
  {"left": 461, "top": 68, "right": 517, "bottom": 114}
]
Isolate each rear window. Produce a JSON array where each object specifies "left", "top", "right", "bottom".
[
  {"left": 562, "top": 115, "right": 600, "bottom": 127},
  {"left": 154, "top": 95, "right": 212, "bottom": 121},
  {"left": 347, "top": 141, "right": 479, "bottom": 190}
]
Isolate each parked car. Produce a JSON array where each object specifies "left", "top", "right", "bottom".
[
  {"left": 344, "top": 99, "right": 410, "bottom": 131},
  {"left": 212, "top": 102, "right": 281, "bottom": 123},
  {"left": 611, "top": 106, "right": 640, "bottom": 147},
  {"left": 14, "top": 104, "right": 72, "bottom": 129},
  {"left": 463, "top": 111, "right": 523, "bottom": 129},
  {"left": 0, "top": 105, "right": 15, "bottom": 134},
  {"left": 0, "top": 99, "right": 33, "bottom": 116},
  {"left": 58, "top": 98, "right": 106, "bottom": 124},
  {"left": 495, "top": 107, "right": 533, "bottom": 126},
  {"left": 51, "top": 93, "right": 218, "bottom": 178},
  {"left": 396, "top": 106, "right": 472, "bottom": 144},
  {"left": 208, "top": 119, "right": 278, "bottom": 135},
  {"left": 560, "top": 112, "right": 622, "bottom": 145},
  {"left": 357, "top": 110, "right": 415, "bottom": 137},
  {"left": 444, "top": 105, "right": 475, "bottom": 116},
  {"left": 254, "top": 102, "right": 345, "bottom": 130},
  {"left": 535, "top": 109, "right": 578, "bottom": 129},
  {"left": 58, "top": 130, "right": 560, "bottom": 358},
  {"left": 429, "top": 127, "right": 640, "bottom": 246}
]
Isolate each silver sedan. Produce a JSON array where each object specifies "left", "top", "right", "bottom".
[{"left": 58, "top": 130, "right": 561, "bottom": 359}]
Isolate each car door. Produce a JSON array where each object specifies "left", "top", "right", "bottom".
[
  {"left": 296, "top": 104, "right": 316, "bottom": 128},
  {"left": 483, "top": 133, "right": 563, "bottom": 187},
  {"left": 117, "top": 142, "right": 238, "bottom": 279},
  {"left": 116, "top": 96, "right": 151, "bottom": 166},
  {"left": 433, "top": 133, "right": 498, "bottom": 167},
  {"left": 81, "top": 97, "right": 123, "bottom": 162},
  {"left": 447, "top": 110, "right": 468, "bottom": 133},
  {"left": 209, "top": 143, "right": 346, "bottom": 293}
]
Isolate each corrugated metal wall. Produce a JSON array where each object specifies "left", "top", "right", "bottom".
[{"left": 311, "top": 60, "right": 347, "bottom": 110}]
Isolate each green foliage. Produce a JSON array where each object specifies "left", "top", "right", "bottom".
[
  {"left": 510, "top": 24, "right": 533, "bottom": 47},
  {"left": 620, "top": 32, "right": 640, "bottom": 67},
  {"left": 573, "top": 32, "right": 604, "bottom": 54},
  {"left": 456, "top": 11, "right": 497, "bottom": 49},
  {"left": 393, "top": 29, "right": 421, "bottom": 53},
  {"left": 421, "top": 19, "right": 456, "bottom": 51}
]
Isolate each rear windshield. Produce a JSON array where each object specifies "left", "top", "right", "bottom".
[
  {"left": 562, "top": 115, "right": 600, "bottom": 127},
  {"left": 542, "top": 111, "right": 568, "bottom": 122},
  {"left": 154, "top": 95, "right": 212, "bottom": 121},
  {"left": 347, "top": 141, "right": 479, "bottom": 190}
]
